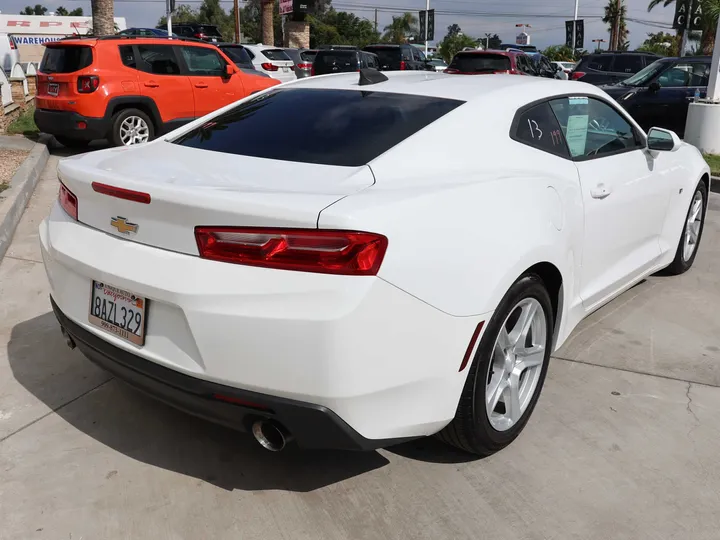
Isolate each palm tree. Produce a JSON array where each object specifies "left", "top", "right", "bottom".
[
  {"left": 603, "top": 0, "right": 628, "bottom": 50},
  {"left": 91, "top": 0, "right": 115, "bottom": 36},
  {"left": 261, "top": 0, "right": 274, "bottom": 45},
  {"left": 382, "top": 13, "right": 418, "bottom": 44}
]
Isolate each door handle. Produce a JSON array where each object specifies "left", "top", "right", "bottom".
[
  {"left": 144, "top": 81, "right": 160, "bottom": 88},
  {"left": 590, "top": 184, "right": 612, "bottom": 199},
  {"left": 195, "top": 83, "right": 209, "bottom": 88}
]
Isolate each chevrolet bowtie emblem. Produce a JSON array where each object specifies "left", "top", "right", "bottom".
[{"left": 110, "top": 216, "right": 138, "bottom": 235}]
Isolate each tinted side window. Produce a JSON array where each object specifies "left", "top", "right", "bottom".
[
  {"left": 119, "top": 45, "right": 136, "bottom": 69},
  {"left": 173, "top": 88, "right": 463, "bottom": 167},
  {"left": 513, "top": 102, "right": 568, "bottom": 158},
  {"left": 181, "top": 46, "right": 225, "bottom": 76},
  {"left": 657, "top": 62, "right": 710, "bottom": 87},
  {"left": 401, "top": 47, "right": 412, "bottom": 61},
  {"left": 550, "top": 97, "right": 640, "bottom": 159},
  {"left": 611, "top": 55, "right": 643, "bottom": 74},
  {"left": 136, "top": 45, "right": 181, "bottom": 75}
]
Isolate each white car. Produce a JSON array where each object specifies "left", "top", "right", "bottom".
[
  {"left": 553, "top": 61, "right": 576, "bottom": 80},
  {"left": 40, "top": 73, "right": 710, "bottom": 455},
  {"left": 0, "top": 34, "right": 20, "bottom": 73},
  {"left": 242, "top": 44, "right": 296, "bottom": 83}
]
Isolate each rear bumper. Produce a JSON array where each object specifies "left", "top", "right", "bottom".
[
  {"left": 40, "top": 202, "right": 486, "bottom": 442},
  {"left": 34, "top": 108, "right": 109, "bottom": 141},
  {"left": 52, "top": 297, "right": 405, "bottom": 450}
]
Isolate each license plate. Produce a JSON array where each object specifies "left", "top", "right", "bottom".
[
  {"left": 47, "top": 83, "right": 59, "bottom": 96},
  {"left": 282, "top": 67, "right": 289, "bottom": 72},
  {"left": 89, "top": 281, "right": 147, "bottom": 346}
]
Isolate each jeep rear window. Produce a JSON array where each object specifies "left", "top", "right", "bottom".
[
  {"left": 448, "top": 53, "right": 511, "bottom": 73},
  {"left": 40, "top": 45, "right": 92, "bottom": 73},
  {"left": 173, "top": 88, "right": 463, "bottom": 167},
  {"left": 198, "top": 25, "right": 222, "bottom": 37}
]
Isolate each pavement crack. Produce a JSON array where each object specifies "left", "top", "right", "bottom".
[
  {"left": 3, "top": 254, "right": 44, "bottom": 264},
  {"left": 0, "top": 377, "right": 113, "bottom": 444},
  {"left": 686, "top": 382, "right": 701, "bottom": 425}
]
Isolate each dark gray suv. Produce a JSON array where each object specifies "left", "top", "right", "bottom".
[{"left": 571, "top": 51, "right": 660, "bottom": 85}]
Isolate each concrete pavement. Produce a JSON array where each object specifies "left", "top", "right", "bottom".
[{"left": 1, "top": 154, "right": 720, "bottom": 540}]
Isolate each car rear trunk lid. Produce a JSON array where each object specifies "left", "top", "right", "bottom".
[{"left": 57, "top": 141, "right": 375, "bottom": 255}]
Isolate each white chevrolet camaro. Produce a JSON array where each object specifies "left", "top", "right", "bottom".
[{"left": 40, "top": 71, "right": 710, "bottom": 455}]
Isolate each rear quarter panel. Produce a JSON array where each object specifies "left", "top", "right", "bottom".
[{"left": 318, "top": 100, "right": 585, "bottom": 325}]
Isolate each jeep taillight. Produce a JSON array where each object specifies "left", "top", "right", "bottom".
[{"left": 77, "top": 75, "right": 99, "bottom": 93}]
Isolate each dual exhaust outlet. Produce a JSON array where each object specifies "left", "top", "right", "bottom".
[{"left": 59, "top": 326, "right": 291, "bottom": 452}]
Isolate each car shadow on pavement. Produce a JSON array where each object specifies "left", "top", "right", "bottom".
[
  {"left": 385, "top": 437, "right": 481, "bottom": 464},
  {"left": 7, "top": 312, "right": 390, "bottom": 492}
]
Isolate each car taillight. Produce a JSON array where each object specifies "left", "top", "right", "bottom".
[
  {"left": 10, "top": 39, "right": 17, "bottom": 50},
  {"left": 261, "top": 62, "right": 278, "bottom": 71},
  {"left": 193, "top": 32, "right": 205, "bottom": 39},
  {"left": 571, "top": 71, "right": 586, "bottom": 80},
  {"left": 311, "top": 65, "right": 315, "bottom": 76},
  {"left": 297, "top": 62, "right": 312, "bottom": 70},
  {"left": 59, "top": 182, "right": 78, "bottom": 220},
  {"left": 195, "top": 227, "right": 388, "bottom": 276},
  {"left": 77, "top": 75, "right": 99, "bottom": 93},
  {"left": 400, "top": 61, "right": 406, "bottom": 70},
  {"left": 92, "top": 182, "right": 151, "bottom": 204}
]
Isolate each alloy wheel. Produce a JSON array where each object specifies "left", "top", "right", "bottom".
[
  {"left": 119, "top": 116, "right": 150, "bottom": 146},
  {"left": 485, "top": 297, "right": 547, "bottom": 432},
  {"left": 683, "top": 190, "right": 704, "bottom": 262}
]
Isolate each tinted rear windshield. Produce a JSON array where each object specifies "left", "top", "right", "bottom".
[
  {"left": 300, "top": 50, "right": 317, "bottom": 62},
  {"left": 315, "top": 51, "right": 357, "bottom": 71},
  {"left": 364, "top": 47, "right": 400, "bottom": 65},
  {"left": 221, "top": 46, "right": 252, "bottom": 64},
  {"left": 198, "top": 25, "right": 222, "bottom": 36},
  {"left": 173, "top": 88, "right": 463, "bottom": 167},
  {"left": 262, "top": 49, "right": 291, "bottom": 61},
  {"left": 40, "top": 45, "right": 93, "bottom": 73},
  {"left": 449, "top": 53, "right": 511, "bottom": 73}
]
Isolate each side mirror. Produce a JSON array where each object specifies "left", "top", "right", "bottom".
[
  {"left": 224, "top": 64, "right": 234, "bottom": 78},
  {"left": 648, "top": 81, "right": 661, "bottom": 92},
  {"left": 647, "top": 127, "right": 681, "bottom": 152}
]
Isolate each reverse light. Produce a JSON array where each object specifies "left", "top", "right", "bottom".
[
  {"left": 91, "top": 182, "right": 151, "bottom": 204},
  {"left": 261, "top": 62, "right": 279, "bottom": 71},
  {"left": 77, "top": 75, "right": 99, "bottom": 93},
  {"left": 195, "top": 227, "right": 388, "bottom": 276},
  {"left": 59, "top": 182, "right": 78, "bottom": 220},
  {"left": 571, "top": 71, "right": 585, "bottom": 81}
]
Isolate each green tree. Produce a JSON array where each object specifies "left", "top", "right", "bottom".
[
  {"left": 446, "top": 23, "right": 461, "bottom": 38},
  {"left": 21, "top": 4, "right": 47, "bottom": 15},
  {"left": 439, "top": 33, "right": 477, "bottom": 62},
  {"left": 382, "top": 12, "right": 418, "bottom": 44},
  {"left": 603, "top": 0, "right": 629, "bottom": 50},
  {"left": 56, "top": 6, "right": 84, "bottom": 16},
  {"left": 637, "top": 31, "right": 680, "bottom": 55},
  {"left": 542, "top": 44, "right": 577, "bottom": 61},
  {"left": 308, "top": 9, "right": 378, "bottom": 48},
  {"left": 486, "top": 33, "right": 502, "bottom": 49}
]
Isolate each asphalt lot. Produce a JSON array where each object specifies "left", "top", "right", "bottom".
[{"left": 2, "top": 147, "right": 720, "bottom": 539}]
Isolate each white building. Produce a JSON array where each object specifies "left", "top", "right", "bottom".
[{"left": 0, "top": 14, "right": 127, "bottom": 64}]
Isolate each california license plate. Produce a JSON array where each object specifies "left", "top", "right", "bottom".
[
  {"left": 47, "top": 83, "right": 59, "bottom": 96},
  {"left": 89, "top": 281, "right": 147, "bottom": 346}
]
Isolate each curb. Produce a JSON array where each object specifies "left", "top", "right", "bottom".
[
  {"left": 0, "top": 136, "right": 50, "bottom": 261},
  {"left": 711, "top": 177, "right": 720, "bottom": 195}
]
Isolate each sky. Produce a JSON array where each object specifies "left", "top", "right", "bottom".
[{"left": 0, "top": 0, "right": 676, "bottom": 49}]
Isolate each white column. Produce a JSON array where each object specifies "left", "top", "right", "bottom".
[{"left": 706, "top": 15, "right": 720, "bottom": 101}]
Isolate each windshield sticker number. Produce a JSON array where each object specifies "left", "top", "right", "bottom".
[{"left": 527, "top": 118, "right": 543, "bottom": 140}]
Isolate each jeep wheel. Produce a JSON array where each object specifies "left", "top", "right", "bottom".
[{"left": 111, "top": 108, "right": 154, "bottom": 147}]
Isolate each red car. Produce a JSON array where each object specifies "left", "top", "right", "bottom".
[{"left": 445, "top": 50, "right": 535, "bottom": 76}]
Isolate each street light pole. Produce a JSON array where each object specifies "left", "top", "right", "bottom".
[
  {"left": 572, "top": 0, "right": 579, "bottom": 57},
  {"left": 425, "top": 0, "right": 429, "bottom": 55}
]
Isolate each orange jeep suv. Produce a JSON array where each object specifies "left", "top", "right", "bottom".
[{"left": 35, "top": 36, "right": 280, "bottom": 147}]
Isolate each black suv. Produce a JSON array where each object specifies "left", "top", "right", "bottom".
[
  {"left": 363, "top": 44, "right": 433, "bottom": 71},
  {"left": 160, "top": 23, "right": 223, "bottom": 42},
  {"left": 312, "top": 49, "right": 379, "bottom": 75},
  {"left": 571, "top": 51, "right": 660, "bottom": 85}
]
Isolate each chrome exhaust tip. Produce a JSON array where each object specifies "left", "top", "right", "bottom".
[
  {"left": 252, "top": 420, "right": 291, "bottom": 452},
  {"left": 60, "top": 327, "right": 76, "bottom": 350}
]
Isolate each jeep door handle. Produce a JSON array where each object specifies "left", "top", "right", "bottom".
[
  {"left": 144, "top": 81, "right": 160, "bottom": 88},
  {"left": 195, "top": 83, "right": 209, "bottom": 88}
]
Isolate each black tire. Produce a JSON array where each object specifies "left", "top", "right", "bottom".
[
  {"left": 437, "top": 274, "right": 554, "bottom": 456},
  {"left": 110, "top": 108, "right": 155, "bottom": 147},
  {"left": 54, "top": 136, "right": 90, "bottom": 149},
  {"left": 665, "top": 180, "right": 707, "bottom": 276}
]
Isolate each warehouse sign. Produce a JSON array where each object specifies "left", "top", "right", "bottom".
[
  {"left": 12, "top": 35, "right": 62, "bottom": 45},
  {"left": 0, "top": 14, "right": 126, "bottom": 35}
]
